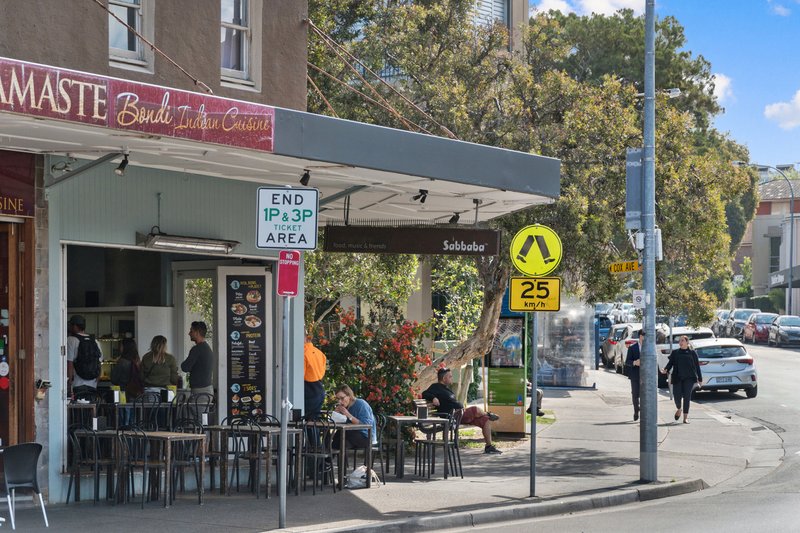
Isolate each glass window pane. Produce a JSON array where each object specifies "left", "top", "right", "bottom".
[
  {"left": 220, "top": 28, "right": 243, "bottom": 70},
  {"left": 221, "top": 0, "right": 248, "bottom": 25},
  {"left": 109, "top": 3, "right": 139, "bottom": 52}
]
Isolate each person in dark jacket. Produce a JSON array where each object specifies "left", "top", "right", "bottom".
[
  {"left": 624, "top": 330, "right": 644, "bottom": 421},
  {"left": 660, "top": 335, "right": 703, "bottom": 424}
]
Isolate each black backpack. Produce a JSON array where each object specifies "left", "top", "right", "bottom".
[{"left": 73, "top": 334, "right": 102, "bottom": 380}]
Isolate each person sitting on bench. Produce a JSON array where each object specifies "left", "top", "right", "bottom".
[{"left": 422, "top": 368, "right": 502, "bottom": 455}]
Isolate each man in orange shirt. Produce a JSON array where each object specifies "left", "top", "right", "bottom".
[{"left": 304, "top": 339, "right": 327, "bottom": 420}]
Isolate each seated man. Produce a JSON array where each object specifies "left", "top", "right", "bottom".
[
  {"left": 333, "top": 385, "right": 377, "bottom": 449},
  {"left": 422, "top": 368, "right": 502, "bottom": 455}
]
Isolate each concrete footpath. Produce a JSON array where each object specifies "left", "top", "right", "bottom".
[{"left": 11, "top": 369, "right": 783, "bottom": 532}]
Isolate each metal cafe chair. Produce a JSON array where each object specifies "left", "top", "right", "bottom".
[
  {"left": 3, "top": 442, "right": 49, "bottom": 529},
  {"left": 117, "top": 427, "right": 167, "bottom": 508},
  {"left": 132, "top": 392, "right": 162, "bottom": 430},
  {"left": 414, "top": 409, "right": 464, "bottom": 479},
  {"left": 66, "top": 425, "right": 117, "bottom": 504},
  {"left": 170, "top": 419, "right": 204, "bottom": 504},
  {"left": 302, "top": 418, "right": 337, "bottom": 495},
  {"left": 228, "top": 418, "right": 267, "bottom": 498}
]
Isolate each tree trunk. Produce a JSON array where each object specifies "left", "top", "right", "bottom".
[{"left": 414, "top": 257, "right": 509, "bottom": 392}]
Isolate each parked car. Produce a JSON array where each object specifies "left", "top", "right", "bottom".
[
  {"left": 723, "top": 308, "right": 761, "bottom": 339},
  {"left": 612, "top": 322, "right": 642, "bottom": 374},
  {"left": 768, "top": 315, "right": 800, "bottom": 347},
  {"left": 601, "top": 324, "right": 628, "bottom": 368},
  {"left": 595, "top": 314, "right": 614, "bottom": 359},
  {"left": 594, "top": 302, "right": 615, "bottom": 316},
  {"left": 611, "top": 302, "right": 635, "bottom": 324},
  {"left": 743, "top": 312, "right": 778, "bottom": 344},
  {"left": 710, "top": 309, "right": 730, "bottom": 337},
  {"left": 655, "top": 326, "right": 715, "bottom": 388},
  {"left": 689, "top": 337, "right": 758, "bottom": 398}
]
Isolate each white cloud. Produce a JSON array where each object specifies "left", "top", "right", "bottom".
[
  {"left": 711, "top": 73, "right": 734, "bottom": 104},
  {"left": 765, "top": 90, "right": 800, "bottom": 130},
  {"left": 530, "top": 0, "right": 642, "bottom": 17},
  {"left": 532, "top": 0, "right": 576, "bottom": 14},
  {"left": 769, "top": 1, "right": 792, "bottom": 16},
  {"left": 577, "top": 0, "right": 643, "bottom": 16}
]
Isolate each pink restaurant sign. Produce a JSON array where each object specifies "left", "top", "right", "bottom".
[{"left": 0, "top": 57, "right": 274, "bottom": 152}]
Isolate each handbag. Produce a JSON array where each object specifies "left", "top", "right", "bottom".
[{"left": 345, "top": 465, "right": 381, "bottom": 489}]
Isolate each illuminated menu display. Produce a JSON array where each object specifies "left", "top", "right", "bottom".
[{"left": 226, "top": 275, "right": 267, "bottom": 418}]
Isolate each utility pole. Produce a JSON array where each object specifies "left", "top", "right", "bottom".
[{"left": 640, "top": 0, "right": 658, "bottom": 482}]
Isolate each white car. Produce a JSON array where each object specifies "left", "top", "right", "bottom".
[
  {"left": 612, "top": 322, "right": 642, "bottom": 374},
  {"left": 656, "top": 326, "right": 715, "bottom": 387},
  {"left": 688, "top": 337, "right": 758, "bottom": 398}
]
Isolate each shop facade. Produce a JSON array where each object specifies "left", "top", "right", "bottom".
[{"left": 0, "top": 3, "right": 559, "bottom": 502}]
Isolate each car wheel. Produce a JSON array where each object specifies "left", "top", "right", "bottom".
[{"left": 746, "top": 387, "right": 758, "bottom": 399}]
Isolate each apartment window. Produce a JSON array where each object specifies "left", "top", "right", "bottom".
[
  {"left": 770, "top": 237, "right": 781, "bottom": 273},
  {"left": 221, "top": 0, "right": 252, "bottom": 82},
  {"left": 475, "top": 0, "right": 508, "bottom": 27},
  {"left": 109, "top": 0, "right": 153, "bottom": 69}
]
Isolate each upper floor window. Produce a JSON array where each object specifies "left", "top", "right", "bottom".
[
  {"left": 109, "top": 0, "right": 153, "bottom": 69},
  {"left": 221, "top": 0, "right": 251, "bottom": 81},
  {"left": 475, "top": 0, "right": 508, "bottom": 27}
]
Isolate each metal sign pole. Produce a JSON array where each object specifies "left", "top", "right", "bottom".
[
  {"left": 278, "top": 296, "right": 290, "bottom": 527},
  {"left": 530, "top": 311, "right": 538, "bottom": 497}
]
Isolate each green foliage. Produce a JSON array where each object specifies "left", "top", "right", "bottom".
[
  {"left": 184, "top": 278, "right": 214, "bottom": 337},
  {"left": 734, "top": 257, "right": 753, "bottom": 298},
  {"left": 317, "top": 307, "right": 432, "bottom": 416},
  {"left": 303, "top": 234, "right": 420, "bottom": 332},
  {"left": 748, "top": 292, "right": 782, "bottom": 314},
  {"left": 430, "top": 256, "right": 484, "bottom": 341}
]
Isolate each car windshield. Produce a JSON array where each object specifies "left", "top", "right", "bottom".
[
  {"left": 695, "top": 346, "right": 747, "bottom": 359},
  {"left": 755, "top": 314, "right": 778, "bottom": 324},
  {"left": 595, "top": 303, "right": 613, "bottom": 314},
  {"left": 719, "top": 311, "right": 730, "bottom": 320},
  {"left": 597, "top": 317, "right": 612, "bottom": 328},
  {"left": 780, "top": 317, "right": 800, "bottom": 327},
  {"left": 733, "top": 310, "right": 758, "bottom": 320},
  {"left": 612, "top": 329, "right": 627, "bottom": 341}
]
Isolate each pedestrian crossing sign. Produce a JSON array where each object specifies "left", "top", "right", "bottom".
[{"left": 510, "top": 225, "right": 562, "bottom": 277}]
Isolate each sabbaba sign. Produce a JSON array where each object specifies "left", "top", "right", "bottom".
[{"left": 0, "top": 57, "right": 274, "bottom": 151}]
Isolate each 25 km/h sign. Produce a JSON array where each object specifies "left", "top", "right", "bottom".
[
  {"left": 510, "top": 224, "right": 562, "bottom": 277},
  {"left": 509, "top": 277, "right": 561, "bottom": 312}
]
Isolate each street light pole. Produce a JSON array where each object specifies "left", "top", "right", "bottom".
[
  {"left": 640, "top": 0, "right": 658, "bottom": 482},
  {"left": 734, "top": 162, "right": 795, "bottom": 314}
]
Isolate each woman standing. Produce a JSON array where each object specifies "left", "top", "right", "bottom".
[
  {"left": 111, "top": 338, "right": 143, "bottom": 426},
  {"left": 661, "top": 335, "right": 703, "bottom": 423},
  {"left": 141, "top": 335, "right": 178, "bottom": 391}
]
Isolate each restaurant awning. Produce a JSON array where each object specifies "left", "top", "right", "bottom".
[{"left": 0, "top": 56, "right": 560, "bottom": 224}]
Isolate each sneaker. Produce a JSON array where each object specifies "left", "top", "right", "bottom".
[
  {"left": 484, "top": 444, "right": 502, "bottom": 455},
  {"left": 487, "top": 412, "right": 500, "bottom": 421},
  {"left": 536, "top": 410, "right": 545, "bottom": 417}
]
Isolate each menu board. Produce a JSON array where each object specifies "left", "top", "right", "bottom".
[{"left": 226, "top": 275, "right": 267, "bottom": 418}]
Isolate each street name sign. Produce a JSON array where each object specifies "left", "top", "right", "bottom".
[
  {"left": 509, "top": 277, "right": 561, "bottom": 312},
  {"left": 609, "top": 260, "right": 642, "bottom": 274},
  {"left": 510, "top": 224, "right": 562, "bottom": 277},
  {"left": 257, "top": 187, "right": 319, "bottom": 250}
]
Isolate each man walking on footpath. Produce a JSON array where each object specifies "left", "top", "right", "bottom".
[
  {"left": 182, "top": 321, "right": 214, "bottom": 395},
  {"left": 624, "top": 330, "right": 644, "bottom": 421},
  {"left": 422, "top": 367, "right": 503, "bottom": 454}
]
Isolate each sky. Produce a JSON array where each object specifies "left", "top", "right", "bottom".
[{"left": 528, "top": 0, "right": 800, "bottom": 168}]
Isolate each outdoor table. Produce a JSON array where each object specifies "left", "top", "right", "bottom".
[
  {"left": 206, "top": 424, "right": 302, "bottom": 496},
  {"left": 329, "top": 422, "right": 373, "bottom": 489},
  {"left": 104, "top": 429, "right": 206, "bottom": 508},
  {"left": 386, "top": 415, "right": 449, "bottom": 479}
]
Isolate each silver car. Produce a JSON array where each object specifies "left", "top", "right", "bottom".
[{"left": 688, "top": 338, "right": 758, "bottom": 398}]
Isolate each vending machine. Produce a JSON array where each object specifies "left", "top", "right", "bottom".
[{"left": 486, "top": 309, "right": 528, "bottom": 434}]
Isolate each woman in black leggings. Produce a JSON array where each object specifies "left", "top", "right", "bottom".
[{"left": 661, "top": 336, "right": 703, "bottom": 424}]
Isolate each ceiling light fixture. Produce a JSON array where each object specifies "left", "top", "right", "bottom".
[
  {"left": 448, "top": 212, "right": 460, "bottom": 224},
  {"left": 412, "top": 189, "right": 428, "bottom": 203},
  {"left": 299, "top": 169, "right": 311, "bottom": 186},
  {"left": 136, "top": 226, "right": 239, "bottom": 254},
  {"left": 114, "top": 154, "right": 129, "bottom": 176}
]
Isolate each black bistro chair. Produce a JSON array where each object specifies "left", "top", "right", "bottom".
[
  {"left": 414, "top": 409, "right": 463, "bottom": 479},
  {"left": 3, "top": 442, "right": 49, "bottom": 529},
  {"left": 302, "top": 418, "right": 337, "bottom": 495}
]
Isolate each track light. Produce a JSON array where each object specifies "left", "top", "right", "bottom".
[
  {"left": 115, "top": 154, "right": 129, "bottom": 176},
  {"left": 412, "top": 189, "right": 428, "bottom": 203},
  {"left": 448, "top": 213, "right": 460, "bottom": 224},
  {"left": 300, "top": 170, "right": 311, "bottom": 187}
]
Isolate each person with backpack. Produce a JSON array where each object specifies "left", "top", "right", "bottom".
[{"left": 67, "top": 315, "right": 103, "bottom": 400}]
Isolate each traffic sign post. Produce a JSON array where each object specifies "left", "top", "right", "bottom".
[
  {"left": 510, "top": 225, "right": 562, "bottom": 277},
  {"left": 257, "top": 187, "right": 319, "bottom": 250},
  {"left": 509, "top": 277, "right": 561, "bottom": 312},
  {"left": 277, "top": 250, "right": 301, "bottom": 297}
]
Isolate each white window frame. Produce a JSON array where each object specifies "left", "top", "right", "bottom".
[
  {"left": 109, "top": 0, "right": 154, "bottom": 71},
  {"left": 220, "top": 0, "right": 261, "bottom": 90}
]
